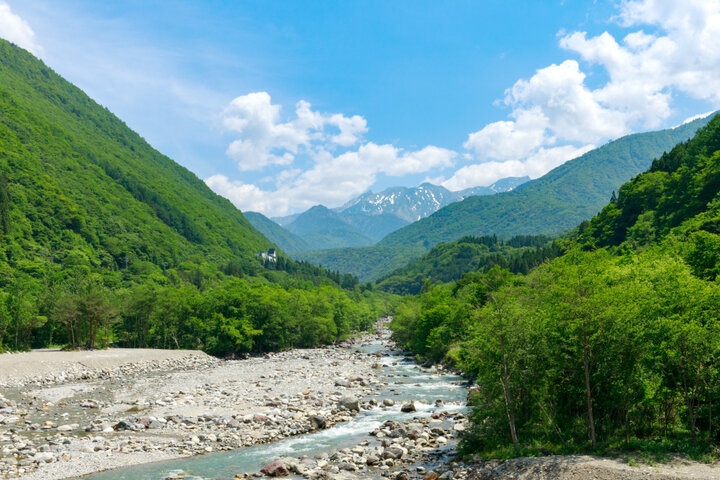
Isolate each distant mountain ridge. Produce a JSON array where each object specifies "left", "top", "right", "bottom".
[
  {"left": 334, "top": 176, "right": 530, "bottom": 222},
  {"left": 243, "top": 212, "right": 311, "bottom": 254},
  {"left": 266, "top": 176, "right": 530, "bottom": 251}
]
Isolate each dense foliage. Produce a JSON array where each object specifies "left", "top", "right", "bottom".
[
  {"left": 0, "top": 271, "right": 385, "bottom": 355},
  {"left": 379, "top": 115, "right": 715, "bottom": 249},
  {"left": 390, "top": 115, "right": 720, "bottom": 458},
  {"left": 0, "top": 40, "right": 391, "bottom": 355},
  {"left": 376, "top": 234, "right": 560, "bottom": 295}
]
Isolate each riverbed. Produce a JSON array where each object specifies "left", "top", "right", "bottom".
[
  {"left": 82, "top": 337, "right": 468, "bottom": 479},
  {"left": 0, "top": 323, "right": 467, "bottom": 480}
]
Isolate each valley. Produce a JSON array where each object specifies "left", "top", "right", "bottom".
[{"left": 2, "top": 2, "right": 720, "bottom": 480}]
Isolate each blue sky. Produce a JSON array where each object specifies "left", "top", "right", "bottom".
[{"left": 1, "top": 0, "right": 719, "bottom": 216}]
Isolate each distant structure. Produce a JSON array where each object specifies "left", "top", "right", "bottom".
[{"left": 259, "top": 248, "right": 277, "bottom": 262}]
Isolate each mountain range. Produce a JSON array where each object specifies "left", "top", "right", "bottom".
[
  {"left": 253, "top": 177, "right": 529, "bottom": 252},
  {"left": 379, "top": 114, "right": 716, "bottom": 248},
  {"left": 297, "top": 114, "right": 715, "bottom": 281}
]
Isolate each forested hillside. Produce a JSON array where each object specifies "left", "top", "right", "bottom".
[
  {"left": 380, "top": 115, "right": 715, "bottom": 249},
  {"left": 0, "top": 39, "right": 388, "bottom": 354},
  {"left": 376, "top": 234, "right": 560, "bottom": 295},
  {"left": 391, "top": 116, "right": 720, "bottom": 458}
]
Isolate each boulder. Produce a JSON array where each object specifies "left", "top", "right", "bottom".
[
  {"left": 33, "top": 452, "right": 54, "bottom": 463},
  {"left": 400, "top": 403, "right": 416, "bottom": 413},
  {"left": 114, "top": 420, "right": 136, "bottom": 431},
  {"left": 382, "top": 446, "right": 404, "bottom": 460},
  {"left": 261, "top": 460, "right": 290, "bottom": 477},
  {"left": 338, "top": 462, "right": 357, "bottom": 471},
  {"left": 310, "top": 415, "right": 327, "bottom": 429},
  {"left": 338, "top": 396, "right": 360, "bottom": 412}
]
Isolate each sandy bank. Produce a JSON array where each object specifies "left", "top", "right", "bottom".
[{"left": 0, "top": 348, "right": 211, "bottom": 388}]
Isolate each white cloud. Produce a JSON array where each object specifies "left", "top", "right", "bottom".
[
  {"left": 505, "top": 60, "right": 630, "bottom": 143},
  {"left": 682, "top": 110, "right": 715, "bottom": 125},
  {"left": 463, "top": 108, "right": 547, "bottom": 162},
  {"left": 442, "top": 144, "right": 593, "bottom": 191},
  {"left": 207, "top": 141, "right": 456, "bottom": 216},
  {"left": 0, "top": 1, "right": 42, "bottom": 56},
  {"left": 444, "top": 0, "right": 720, "bottom": 195},
  {"left": 222, "top": 92, "right": 368, "bottom": 171},
  {"left": 563, "top": 0, "right": 720, "bottom": 109},
  {"left": 212, "top": 91, "right": 455, "bottom": 215}
]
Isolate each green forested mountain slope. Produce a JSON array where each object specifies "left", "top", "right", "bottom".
[
  {"left": 379, "top": 115, "right": 716, "bottom": 249},
  {"left": 0, "top": 41, "right": 270, "bottom": 282},
  {"left": 284, "top": 205, "right": 376, "bottom": 249},
  {"left": 577, "top": 114, "right": 720, "bottom": 263},
  {"left": 244, "top": 212, "right": 311, "bottom": 255},
  {"left": 0, "top": 39, "right": 272, "bottom": 283}
]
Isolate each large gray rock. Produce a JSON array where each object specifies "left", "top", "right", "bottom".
[
  {"left": 382, "top": 446, "right": 404, "bottom": 460},
  {"left": 338, "top": 395, "right": 360, "bottom": 412}
]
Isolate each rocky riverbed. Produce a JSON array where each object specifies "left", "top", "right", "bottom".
[
  {"left": 235, "top": 410, "right": 470, "bottom": 480},
  {"left": 0, "top": 333, "right": 385, "bottom": 480}
]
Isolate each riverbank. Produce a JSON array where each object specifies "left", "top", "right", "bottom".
[{"left": 0, "top": 335, "right": 383, "bottom": 479}]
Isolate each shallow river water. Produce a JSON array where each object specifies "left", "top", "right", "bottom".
[{"left": 83, "top": 341, "right": 468, "bottom": 480}]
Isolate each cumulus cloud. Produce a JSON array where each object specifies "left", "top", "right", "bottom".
[
  {"left": 463, "top": 108, "right": 547, "bottom": 162},
  {"left": 207, "top": 141, "right": 457, "bottom": 216},
  {"left": 222, "top": 92, "right": 367, "bottom": 170},
  {"left": 442, "top": 144, "right": 594, "bottom": 191},
  {"left": 0, "top": 1, "right": 42, "bottom": 56},
  {"left": 212, "top": 91, "right": 456, "bottom": 215}
]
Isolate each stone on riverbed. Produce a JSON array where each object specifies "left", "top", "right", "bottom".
[
  {"left": 400, "top": 402, "right": 416, "bottom": 413},
  {"left": 382, "top": 446, "right": 405, "bottom": 460},
  {"left": 261, "top": 460, "right": 290, "bottom": 477},
  {"left": 310, "top": 415, "right": 327, "bottom": 429},
  {"left": 338, "top": 395, "right": 360, "bottom": 411}
]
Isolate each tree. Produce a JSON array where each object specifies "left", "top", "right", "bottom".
[{"left": 77, "top": 286, "right": 117, "bottom": 349}]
